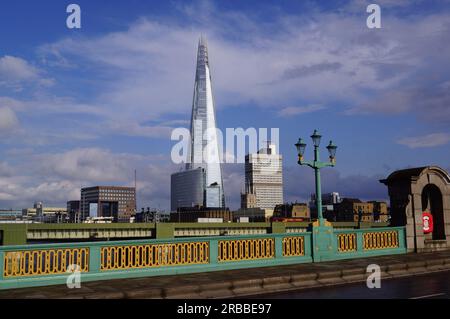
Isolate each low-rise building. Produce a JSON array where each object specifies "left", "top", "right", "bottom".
[
  {"left": 310, "top": 192, "right": 342, "bottom": 220},
  {"left": 369, "top": 201, "right": 390, "bottom": 222},
  {"left": 170, "top": 206, "right": 232, "bottom": 223},
  {"left": 233, "top": 207, "right": 266, "bottom": 222},
  {"left": 0, "top": 210, "right": 22, "bottom": 221},
  {"left": 22, "top": 203, "right": 67, "bottom": 218},
  {"left": 272, "top": 203, "right": 310, "bottom": 221},
  {"left": 333, "top": 198, "right": 389, "bottom": 223}
]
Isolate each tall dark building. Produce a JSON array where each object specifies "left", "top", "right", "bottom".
[
  {"left": 67, "top": 200, "right": 80, "bottom": 214},
  {"left": 67, "top": 200, "right": 81, "bottom": 223}
]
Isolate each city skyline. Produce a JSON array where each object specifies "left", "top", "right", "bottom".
[{"left": 0, "top": 0, "right": 449, "bottom": 210}]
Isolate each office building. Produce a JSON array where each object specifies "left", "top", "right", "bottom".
[
  {"left": 67, "top": 200, "right": 81, "bottom": 223},
  {"left": 67, "top": 200, "right": 80, "bottom": 214},
  {"left": 171, "top": 37, "right": 225, "bottom": 211},
  {"left": 80, "top": 186, "right": 136, "bottom": 222},
  {"left": 242, "top": 143, "right": 283, "bottom": 216},
  {"left": 171, "top": 168, "right": 205, "bottom": 210}
]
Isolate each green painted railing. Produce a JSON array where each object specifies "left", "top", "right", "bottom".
[
  {"left": 0, "top": 221, "right": 391, "bottom": 246},
  {"left": 0, "top": 226, "right": 406, "bottom": 290},
  {"left": 0, "top": 233, "right": 312, "bottom": 290},
  {"left": 334, "top": 226, "right": 406, "bottom": 259}
]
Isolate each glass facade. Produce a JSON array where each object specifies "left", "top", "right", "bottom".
[
  {"left": 170, "top": 168, "right": 205, "bottom": 211},
  {"left": 171, "top": 37, "right": 225, "bottom": 210}
]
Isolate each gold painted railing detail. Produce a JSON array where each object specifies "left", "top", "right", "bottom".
[
  {"left": 100, "top": 242, "right": 209, "bottom": 271},
  {"left": 218, "top": 238, "right": 274, "bottom": 262},
  {"left": 3, "top": 248, "right": 89, "bottom": 278},
  {"left": 282, "top": 237, "right": 305, "bottom": 257},
  {"left": 363, "top": 231, "right": 399, "bottom": 250},
  {"left": 337, "top": 233, "right": 357, "bottom": 252}
]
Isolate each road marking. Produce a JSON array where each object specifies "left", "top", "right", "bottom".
[{"left": 410, "top": 293, "right": 446, "bottom": 299}]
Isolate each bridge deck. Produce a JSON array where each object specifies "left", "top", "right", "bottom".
[{"left": 1, "top": 250, "right": 449, "bottom": 299}]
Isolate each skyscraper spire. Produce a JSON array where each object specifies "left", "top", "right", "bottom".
[
  {"left": 187, "top": 36, "right": 225, "bottom": 207},
  {"left": 171, "top": 36, "right": 225, "bottom": 210},
  {"left": 199, "top": 34, "right": 207, "bottom": 48}
]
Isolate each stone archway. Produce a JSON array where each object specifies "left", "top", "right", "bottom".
[
  {"left": 380, "top": 166, "right": 450, "bottom": 252},
  {"left": 421, "top": 184, "right": 445, "bottom": 240}
]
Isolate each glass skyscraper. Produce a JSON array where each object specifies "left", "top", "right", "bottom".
[{"left": 171, "top": 37, "right": 225, "bottom": 211}]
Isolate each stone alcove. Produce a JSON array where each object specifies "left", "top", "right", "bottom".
[{"left": 380, "top": 166, "right": 450, "bottom": 252}]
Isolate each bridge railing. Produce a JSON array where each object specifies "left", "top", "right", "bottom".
[
  {"left": 334, "top": 226, "right": 406, "bottom": 259},
  {"left": 0, "top": 226, "right": 406, "bottom": 290},
  {"left": 0, "top": 221, "right": 391, "bottom": 246},
  {"left": 0, "top": 233, "right": 313, "bottom": 290}
]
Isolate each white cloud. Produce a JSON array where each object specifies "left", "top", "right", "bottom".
[
  {"left": 278, "top": 105, "right": 325, "bottom": 117},
  {"left": 0, "top": 162, "right": 14, "bottom": 177},
  {"left": 0, "top": 147, "right": 174, "bottom": 208},
  {"left": 34, "top": 7, "right": 450, "bottom": 127},
  {"left": 0, "top": 96, "right": 25, "bottom": 110},
  {"left": 0, "top": 4, "right": 427, "bottom": 148},
  {"left": 107, "top": 121, "right": 174, "bottom": 138},
  {"left": 0, "top": 95, "right": 176, "bottom": 143},
  {"left": 397, "top": 133, "right": 450, "bottom": 148},
  {"left": 0, "top": 55, "right": 53, "bottom": 89},
  {"left": 37, "top": 148, "right": 143, "bottom": 183},
  {"left": 1, "top": 3, "right": 450, "bottom": 209},
  {"left": 0, "top": 176, "right": 81, "bottom": 206},
  {"left": 0, "top": 107, "right": 19, "bottom": 132},
  {"left": 0, "top": 56, "right": 39, "bottom": 81}
]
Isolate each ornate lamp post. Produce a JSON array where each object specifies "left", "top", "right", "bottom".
[{"left": 295, "top": 130, "right": 337, "bottom": 227}]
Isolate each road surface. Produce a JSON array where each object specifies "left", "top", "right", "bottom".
[{"left": 251, "top": 270, "right": 450, "bottom": 299}]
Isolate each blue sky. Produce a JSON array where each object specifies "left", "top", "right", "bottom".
[{"left": 0, "top": 0, "right": 449, "bottom": 210}]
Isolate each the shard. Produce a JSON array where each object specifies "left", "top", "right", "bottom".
[{"left": 171, "top": 37, "right": 225, "bottom": 211}]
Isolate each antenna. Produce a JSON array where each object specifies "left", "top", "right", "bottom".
[{"left": 134, "top": 169, "right": 137, "bottom": 211}]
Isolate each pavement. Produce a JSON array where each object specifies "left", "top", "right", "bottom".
[{"left": 1, "top": 250, "right": 450, "bottom": 299}]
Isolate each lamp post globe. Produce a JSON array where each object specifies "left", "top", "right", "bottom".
[
  {"left": 295, "top": 138, "right": 307, "bottom": 161},
  {"left": 326, "top": 141, "right": 337, "bottom": 164},
  {"left": 310, "top": 129, "right": 322, "bottom": 147}
]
